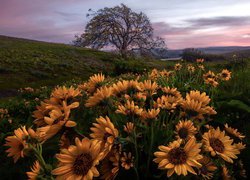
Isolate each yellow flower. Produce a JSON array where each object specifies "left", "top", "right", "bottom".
[
  {"left": 121, "top": 152, "right": 134, "bottom": 170},
  {"left": 197, "top": 156, "right": 217, "bottom": 179},
  {"left": 235, "top": 142, "right": 246, "bottom": 150},
  {"left": 44, "top": 101, "right": 78, "bottom": 127},
  {"left": 5, "top": 126, "right": 37, "bottom": 163},
  {"left": 100, "top": 149, "right": 120, "bottom": 180},
  {"left": 202, "top": 127, "right": 240, "bottom": 163},
  {"left": 204, "top": 78, "right": 219, "bottom": 87},
  {"left": 149, "top": 69, "right": 159, "bottom": 80},
  {"left": 175, "top": 120, "right": 197, "bottom": 140},
  {"left": 161, "top": 86, "right": 182, "bottom": 100},
  {"left": 187, "top": 64, "right": 195, "bottom": 73},
  {"left": 198, "top": 64, "right": 205, "bottom": 70},
  {"left": 155, "top": 95, "right": 179, "bottom": 111},
  {"left": 87, "top": 73, "right": 105, "bottom": 93},
  {"left": 51, "top": 86, "right": 81, "bottom": 101},
  {"left": 159, "top": 69, "right": 173, "bottom": 78},
  {"left": 219, "top": 69, "right": 231, "bottom": 81},
  {"left": 203, "top": 71, "right": 216, "bottom": 80},
  {"left": 123, "top": 122, "right": 135, "bottom": 134},
  {"left": 38, "top": 101, "right": 78, "bottom": 140},
  {"left": 224, "top": 124, "right": 245, "bottom": 140},
  {"left": 85, "top": 86, "right": 113, "bottom": 107},
  {"left": 154, "top": 138, "right": 202, "bottom": 177},
  {"left": 26, "top": 161, "right": 41, "bottom": 180},
  {"left": 222, "top": 166, "right": 231, "bottom": 180},
  {"left": 174, "top": 63, "right": 182, "bottom": 71},
  {"left": 116, "top": 100, "right": 143, "bottom": 116},
  {"left": 90, "top": 116, "right": 119, "bottom": 153},
  {"left": 137, "top": 80, "right": 158, "bottom": 96},
  {"left": 32, "top": 101, "right": 50, "bottom": 127},
  {"left": 141, "top": 108, "right": 160, "bottom": 120},
  {"left": 181, "top": 91, "right": 216, "bottom": 120},
  {"left": 112, "top": 80, "right": 129, "bottom": 95},
  {"left": 52, "top": 138, "right": 103, "bottom": 179},
  {"left": 128, "top": 80, "right": 140, "bottom": 91},
  {"left": 186, "top": 90, "right": 210, "bottom": 107},
  {"left": 181, "top": 100, "right": 207, "bottom": 119}
]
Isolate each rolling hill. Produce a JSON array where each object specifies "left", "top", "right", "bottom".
[
  {"left": 0, "top": 35, "right": 168, "bottom": 98},
  {"left": 167, "top": 46, "right": 250, "bottom": 58}
]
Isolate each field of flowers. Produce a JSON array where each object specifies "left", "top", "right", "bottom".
[{"left": 0, "top": 59, "right": 249, "bottom": 179}]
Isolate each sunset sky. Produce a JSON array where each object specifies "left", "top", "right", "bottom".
[{"left": 0, "top": 0, "right": 250, "bottom": 49}]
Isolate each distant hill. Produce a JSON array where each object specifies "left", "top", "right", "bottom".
[
  {"left": 223, "top": 49, "right": 250, "bottom": 59},
  {"left": 0, "top": 35, "right": 168, "bottom": 97},
  {"left": 166, "top": 46, "right": 250, "bottom": 58}
]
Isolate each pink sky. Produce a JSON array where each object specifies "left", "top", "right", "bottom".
[{"left": 0, "top": 0, "right": 250, "bottom": 49}]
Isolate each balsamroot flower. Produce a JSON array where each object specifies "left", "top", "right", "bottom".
[
  {"left": 90, "top": 116, "right": 119, "bottom": 153},
  {"left": 100, "top": 149, "right": 120, "bottom": 180},
  {"left": 202, "top": 127, "right": 240, "bottom": 163},
  {"left": 116, "top": 100, "right": 143, "bottom": 116},
  {"left": 175, "top": 120, "right": 197, "bottom": 140},
  {"left": 112, "top": 80, "right": 129, "bottom": 95},
  {"left": 123, "top": 122, "right": 135, "bottom": 134},
  {"left": 85, "top": 86, "right": 113, "bottom": 107},
  {"left": 224, "top": 123, "right": 245, "bottom": 140},
  {"left": 203, "top": 71, "right": 216, "bottom": 80},
  {"left": 174, "top": 63, "right": 182, "bottom": 71},
  {"left": 52, "top": 138, "right": 103, "bottom": 179},
  {"left": 219, "top": 69, "right": 231, "bottom": 81},
  {"left": 26, "top": 161, "right": 41, "bottom": 180},
  {"left": 121, "top": 152, "right": 134, "bottom": 170},
  {"left": 161, "top": 86, "right": 182, "bottom": 100},
  {"left": 88, "top": 73, "right": 105, "bottom": 92},
  {"left": 137, "top": 80, "right": 158, "bottom": 96},
  {"left": 154, "top": 138, "right": 202, "bottom": 177},
  {"left": 141, "top": 108, "right": 160, "bottom": 120},
  {"left": 51, "top": 86, "right": 81, "bottom": 101},
  {"left": 181, "top": 91, "right": 216, "bottom": 120},
  {"left": 197, "top": 156, "right": 217, "bottom": 179},
  {"left": 5, "top": 126, "right": 38, "bottom": 163}
]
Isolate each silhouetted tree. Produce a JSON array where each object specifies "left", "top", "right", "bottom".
[{"left": 74, "top": 4, "right": 166, "bottom": 58}]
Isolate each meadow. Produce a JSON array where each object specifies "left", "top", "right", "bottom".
[{"left": 0, "top": 36, "right": 249, "bottom": 179}]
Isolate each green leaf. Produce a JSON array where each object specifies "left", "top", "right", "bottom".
[{"left": 227, "top": 100, "right": 250, "bottom": 113}]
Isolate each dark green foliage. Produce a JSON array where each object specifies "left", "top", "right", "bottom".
[{"left": 113, "top": 58, "right": 148, "bottom": 75}]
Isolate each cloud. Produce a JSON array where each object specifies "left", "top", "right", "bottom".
[
  {"left": 187, "top": 16, "right": 250, "bottom": 28},
  {"left": 153, "top": 16, "right": 250, "bottom": 49},
  {"left": 0, "top": 0, "right": 250, "bottom": 48}
]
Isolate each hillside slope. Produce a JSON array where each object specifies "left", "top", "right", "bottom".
[
  {"left": 0, "top": 35, "right": 116, "bottom": 90},
  {"left": 0, "top": 35, "right": 168, "bottom": 97}
]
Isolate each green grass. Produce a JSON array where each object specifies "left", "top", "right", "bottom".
[
  {"left": 0, "top": 35, "right": 174, "bottom": 98},
  {"left": 0, "top": 35, "right": 117, "bottom": 90}
]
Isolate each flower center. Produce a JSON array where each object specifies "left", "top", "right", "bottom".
[
  {"left": 103, "top": 133, "right": 110, "bottom": 142},
  {"left": 166, "top": 92, "right": 175, "bottom": 97},
  {"left": 168, "top": 147, "right": 187, "bottom": 164},
  {"left": 187, "top": 109, "right": 199, "bottom": 117},
  {"left": 222, "top": 73, "right": 228, "bottom": 78},
  {"left": 209, "top": 138, "right": 224, "bottom": 153},
  {"left": 19, "top": 143, "right": 24, "bottom": 151},
  {"left": 178, "top": 127, "right": 189, "bottom": 139},
  {"left": 73, "top": 153, "right": 93, "bottom": 175}
]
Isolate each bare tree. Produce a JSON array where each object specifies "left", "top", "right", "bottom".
[{"left": 74, "top": 4, "right": 166, "bottom": 58}]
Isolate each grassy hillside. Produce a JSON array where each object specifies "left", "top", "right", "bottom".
[
  {"left": 0, "top": 36, "right": 114, "bottom": 90},
  {"left": 0, "top": 35, "right": 169, "bottom": 98}
]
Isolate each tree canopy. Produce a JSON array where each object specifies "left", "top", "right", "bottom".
[{"left": 74, "top": 4, "right": 166, "bottom": 57}]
